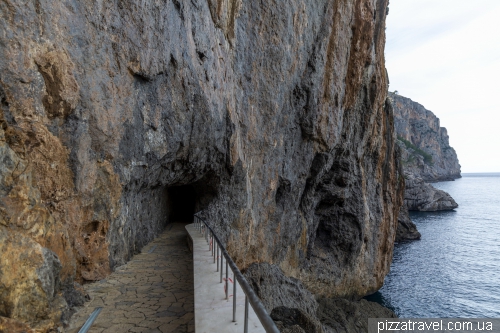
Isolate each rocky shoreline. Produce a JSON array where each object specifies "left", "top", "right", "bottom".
[
  {"left": 404, "top": 173, "right": 458, "bottom": 212},
  {"left": 390, "top": 92, "right": 461, "bottom": 242},
  {"left": 395, "top": 173, "right": 459, "bottom": 242}
]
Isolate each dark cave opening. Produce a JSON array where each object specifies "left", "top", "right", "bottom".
[{"left": 168, "top": 185, "right": 197, "bottom": 223}]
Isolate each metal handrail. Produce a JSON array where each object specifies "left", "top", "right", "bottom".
[
  {"left": 78, "top": 307, "right": 102, "bottom": 333},
  {"left": 193, "top": 212, "right": 279, "bottom": 333}
]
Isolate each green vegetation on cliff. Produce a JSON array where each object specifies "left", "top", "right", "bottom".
[{"left": 398, "top": 137, "right": 433, "bottom": 165}]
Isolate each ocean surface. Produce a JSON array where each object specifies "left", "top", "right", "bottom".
[{"left": 367, "top": 173, "right": 500, "bottom": 318}]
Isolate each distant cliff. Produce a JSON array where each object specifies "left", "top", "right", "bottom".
[
  {"left": 390, "top": 92, "right": 461, "bottom": 181},
  {"left": 390, "top": 92, "right": 460, "bottom": 242}
]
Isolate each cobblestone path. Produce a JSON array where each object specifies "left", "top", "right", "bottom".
[{"left": 67, "top": 223, "right": 194, "bottom": 333}]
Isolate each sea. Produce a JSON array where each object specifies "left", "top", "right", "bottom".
[{"left": 366, "top": 173, "right": 500, "bottom": 318}]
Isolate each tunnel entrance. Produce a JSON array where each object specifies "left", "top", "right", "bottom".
[{"left": 168, "top": 185, "right": 196, "bottom": 223}]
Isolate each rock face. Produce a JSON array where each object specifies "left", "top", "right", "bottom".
[
  {"left": 317, "top": 297, "right": 397, "bottom": 333},
  {"left": 0, "top": 0, "right": 399, "bottom": 330},
  {"left": 0, "top": 229, "right": 69, "bottom": 331},
  {"left": 389, "top": 92, "right": 460, "bottom": 241},
  {"left": 395, "top": 204, "right": 420, "bottom": 242},
  {"left": 245, "top": 262, "right": 396, "bottom": 332},
  {"left": 0, "top": 317, "right": 36, "bottom": 333},
  {"left": 390, "top": 92, "right": 461, "bottom": 181},
  {"left": 404, "top": 173, "right": 458, "bottom": 211}
]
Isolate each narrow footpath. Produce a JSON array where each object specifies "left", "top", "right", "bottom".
[{"left": 67, "top": 223, "right": 194, "bottom": 333}]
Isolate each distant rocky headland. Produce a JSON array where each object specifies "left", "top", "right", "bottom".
[{"left": 390, "top": 92, "right": 461, "bottom": 242}]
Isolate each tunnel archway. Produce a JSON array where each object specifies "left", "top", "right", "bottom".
[{"left": 168, "top": 185, "right": 196, "bottom": 223}]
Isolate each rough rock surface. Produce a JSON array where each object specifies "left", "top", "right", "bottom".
[
  {"left": 317, "top": 297, "right": 396, "bottom": 333},
  {"left": 0, "top": 316, "right": 36, "bottom": 333},
  {"left": 272, "top": 307, "right": 322, "bottom": 333},
  {"left": 0, "top": 0, "right": 399, "bottom": 330},
  {"left": 0, "top": 228, "right": 68, "bottom": 331},
  {"left": 395, "top": 172, "right": 458, "bottom": 241},
  {"left": 404, "top": 173, "right": 458, "bottom": 211},
  {"left": 389, "top": 92, "right": 460, "bottom": 241},
  {"left": 245, "top": 263, "right": 319, "bottom": 318},
  {"left": 390, "top": 92, "right": 461, "bottom": 181},
  {"left": 245, "top": 263, "right": 396, "bottom": 333},
  {"left": 395, "top": 204, "right": 420, "bottom": 242}
]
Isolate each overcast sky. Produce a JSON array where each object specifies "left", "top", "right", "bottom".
[{"left": 385, "top": 0, "right": 500, "bottom": 173}]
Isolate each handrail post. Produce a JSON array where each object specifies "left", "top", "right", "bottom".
[
  {"left": 217, "top": 245, "right": 219, "bottom": 272},
  {"left": 233, "top": 271, "right": 237, "bottom": 322},
  {"left": 220, "top": 252, "right": 223, "bottom": 283},
  {"left": 244, "top": 295, "right": 249, "bottom": 333},
  {"left": 225, "top": 259, "right": 229, "bottom": 300}
]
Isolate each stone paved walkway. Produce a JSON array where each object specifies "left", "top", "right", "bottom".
[{"left": 67, "top": 223, "right": 194, "bottom": 333}]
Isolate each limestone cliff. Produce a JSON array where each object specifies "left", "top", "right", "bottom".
[
  {"left": 389, "top": 92, "right": 460, "bottom": 242},
  {"left": 404, "top": 173, "right": 458, "bottom": 211},
  {"left": 0, "top": 0, "right": 399, "bottom": 331},
  {"left": 396, "top": 204, "right": 420, "bottom": 242},
  {"left": 390, "top": 92, "right": 461, "bottom": 181}
]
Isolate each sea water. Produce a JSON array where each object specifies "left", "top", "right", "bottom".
[{"left": 367, "top": 173, "right": 500, "bottom": 318}]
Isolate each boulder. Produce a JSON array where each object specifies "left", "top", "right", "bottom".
[{"left": 404, "top": 174, "right": 458, "bottom": 211}]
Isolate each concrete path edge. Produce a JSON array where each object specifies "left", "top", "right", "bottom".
[{"left": 185, "top": 224, "right": 265, "bottom": 333}]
